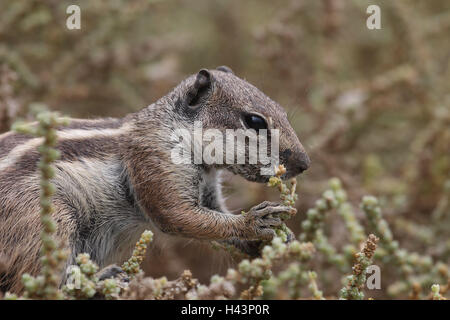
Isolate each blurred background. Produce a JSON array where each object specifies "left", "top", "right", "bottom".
[{"left": 1, "top": 0, "right": 449, "bottom": 298}]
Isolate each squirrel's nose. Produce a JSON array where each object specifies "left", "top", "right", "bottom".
[
  {"left": 292, "top": 152, "right": 310, "bottom": 174},
  {"left": 282, "top": 149, "right": 310, "bottom": 176}
]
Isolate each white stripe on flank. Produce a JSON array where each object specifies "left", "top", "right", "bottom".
[{"left": 0, "top": 125, "right": 130, "bottom": 171}]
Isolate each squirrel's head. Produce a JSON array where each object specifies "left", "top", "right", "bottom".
[{"left": 168, "top": 66, "right": 310, "bottom": 183}]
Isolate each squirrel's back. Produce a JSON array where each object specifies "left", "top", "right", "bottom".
[{"left": 0, "top": 117, "right": 149, "bottom": 292}]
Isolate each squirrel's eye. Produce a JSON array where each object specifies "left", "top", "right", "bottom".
[{"left": 243, "top": 114, "right": 268, "bottom": 131}]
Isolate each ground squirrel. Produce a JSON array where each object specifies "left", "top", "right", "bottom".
[{"left": 0, "top": 66, "right": 310, "bottom": 292}]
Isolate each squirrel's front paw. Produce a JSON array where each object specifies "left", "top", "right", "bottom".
[{"left": 244, "top": 201, "right": 296, "bottom": 241}]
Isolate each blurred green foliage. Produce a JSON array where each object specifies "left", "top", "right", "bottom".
[{"left": 0, "top": 0, "right": 449, "bottom": 299}]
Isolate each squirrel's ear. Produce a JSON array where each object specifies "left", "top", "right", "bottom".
[
  {"left": 187, "top": 69, "right": 213, "bottom": 106},
  {"left": 216, "top": 65, "right": 234, "bottom": 74}
]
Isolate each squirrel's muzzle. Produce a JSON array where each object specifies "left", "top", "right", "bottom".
[{"left": 281, "top": 148, "right": 311, "bottom": 178}]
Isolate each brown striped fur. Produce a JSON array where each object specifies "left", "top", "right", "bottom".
[{"left": 0, "top": 67, "right": 309, "bottom": 293}]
